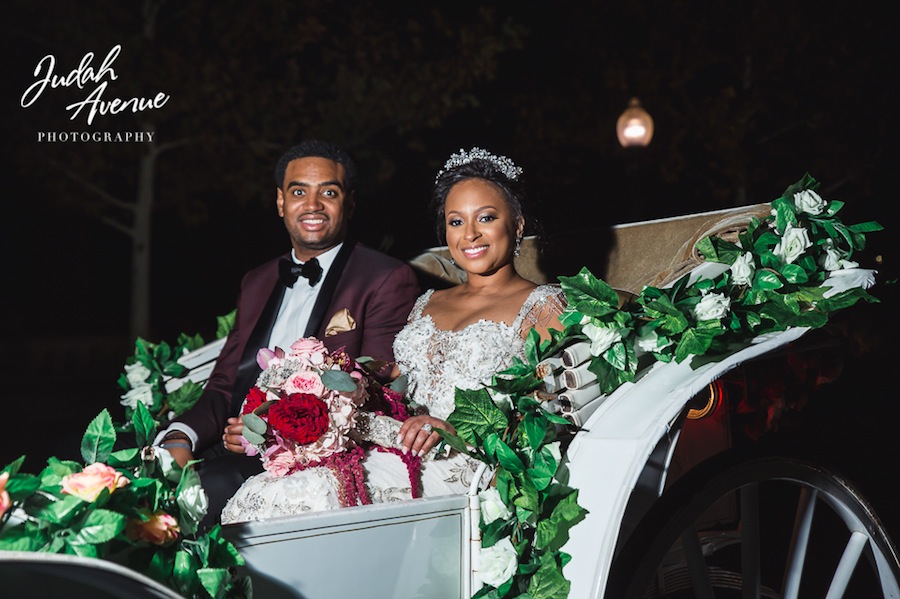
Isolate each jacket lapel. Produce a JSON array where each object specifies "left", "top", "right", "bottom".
[
  {"left": 304, "top": 240, "right": 356, "bottom": 337},
  {"left": 231, "top": 266, "right": 285, "bottom": 414}
]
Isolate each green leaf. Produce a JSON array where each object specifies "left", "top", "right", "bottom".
[
  {"left": 447, "top": 388, "right": 508, "bottom": 446},
  {"left": 388, "top": 373, "right": 408, "bottom": 394},
  {"left": 494, "top": 441, "right": 526, "bottom": 475},
  {"left": 70, "top": 508, "right": 127, "bottom": 545},
  {"left": 216, "top": 309, "right": 236, "bottom": 339},
  {"left": 522, "top": 412, "right": 547, "bottom": 450},
  {"left": 781, "top": 263, "right": 809, "bottom": 284},
  {"left": 198, "top": 567, "right": 232, "bottom": 599},
  {"left": 162, "top": 361, "right": 188, "bottom": 378},
  {"left": 107, "top": 448, "right": 141, "bottom": 469},
  {"left": 0, "top": 525, "right": 45, "bottom": 551},
  {"left": 131, "top": 401, "right": 156, "bottom": 447},
  {"left": 753, "top": 270, "right": 783, "bottom": 291},
  {"left": 526, "top": 555, "right": 571, "bottom": 599},
  {"left": 436, "top": 429, "right": 480, "bottom": 460},
  {"left": 241, "top": 429, "right": 265, "bottom": 446},
  {"left": 167, "top": 380, "right": 204, "bottom": 415},
  {"left": 242, "top": 412, "right": 268, "bottom": 436},
  {"left": 320, "top": 369, "right": 358, "bottom": 392},
  {"left": 4, "top": 473, "right": 41, "bottom": 500},
  {"left": 535, "top": 489, "right": 588, "bottom": 552},
  {"left": 512, "top": 473, "right": 539, "bottom": 514},
  {"left": 39, "top": 493, "right": 85, "bottom": 525},
  {"left": 559, "top": 268, "right": 621, "bottom": 318},
  {"left": 674, "top": 328, "right": 717, "bottom": 363},
  {"left": 81, "top": 409, "right": 116, "bottom": 464}
]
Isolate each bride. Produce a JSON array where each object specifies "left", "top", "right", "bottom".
[{"left": 220, "top": 148, "right": 565, "bottom": 523}]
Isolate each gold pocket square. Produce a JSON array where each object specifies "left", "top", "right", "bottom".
[{"left": 325, "top": 308, "right": 357, "bottom": 336}]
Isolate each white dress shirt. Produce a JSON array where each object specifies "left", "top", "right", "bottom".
[{"left": 157, "top": 243, "right": 343, "bottom": 450}]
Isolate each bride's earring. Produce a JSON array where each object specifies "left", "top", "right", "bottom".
[{"left": 514, "top": 236, "right": 522, "bottom": 257}]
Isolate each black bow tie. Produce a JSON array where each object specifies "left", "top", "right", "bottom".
[{"left": 279, "top": 256, "right": 323, "bottom": 288}]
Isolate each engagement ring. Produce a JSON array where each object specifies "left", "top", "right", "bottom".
[{"left": 421, "top": 423, "right": 434, "bottom": 433}]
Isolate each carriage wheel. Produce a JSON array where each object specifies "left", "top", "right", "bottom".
[{"left": 605, "top": 451, "right": 900, "bottom": 598}]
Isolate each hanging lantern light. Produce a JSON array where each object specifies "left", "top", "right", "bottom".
[{"left": 616, "top": 97, "right": 654, "bottom": 148}]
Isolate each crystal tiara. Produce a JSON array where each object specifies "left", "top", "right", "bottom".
[{"left": 435, "top": 147, "right": 523, "bottom": 183}]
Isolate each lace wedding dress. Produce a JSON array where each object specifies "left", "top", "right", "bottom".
[{"left": 220, "top": 284, "right": 565, "bottom": 524}]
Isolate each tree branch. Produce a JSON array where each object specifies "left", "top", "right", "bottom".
[{"left": 47, "top": 157, "right": 132, "bottom": 211}]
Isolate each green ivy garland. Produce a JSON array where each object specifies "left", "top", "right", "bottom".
[{"left": 440, "top": 174, "right": 882, "bottom": 598}]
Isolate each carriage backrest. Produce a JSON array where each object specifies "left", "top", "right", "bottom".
[{"left": 601, "top": 203, "right": 771, "bottom": 296}]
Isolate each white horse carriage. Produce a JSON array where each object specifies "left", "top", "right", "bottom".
[
  {"left": 195, "top": 202, "right": 898, "bottom": 598},
  {"left": 5, "top": 201, "right": 896, "bottom": 598}
]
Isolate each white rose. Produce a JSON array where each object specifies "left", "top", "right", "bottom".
[
  {"left": 582, "top": 322, "right": 622, "bottom": 356},
  {"left": 176, "top": 481, "right": 209, "bottom": 527},
  {"left": 478, "top": 487, "right": 512, "bottom": 525},
  {"left": 478, "top": 537, "right": 518, "bottom": 588},
  {"left": 773, "top": 222, "right": 812, "bottom": 264},
  {"left": 793, "top": 189, "right": 826, "bottom": 215},
  {"left": 635, "top": 328, "right": 673, "bottom": 354},
  {"left": 693, "top": 292, "right": 731, "bottom": 321},
  {"left": 819, "top": 239, "right": 859, "bottom": 271},
  {"left": 124, "top": 362, "right": 152, "bottom": 387},
  {"left": 730, "top": 252, "right": 755, "bottom": 286},
  {"left": 120, "top": 384, "right": 154, "bottom": 409}
]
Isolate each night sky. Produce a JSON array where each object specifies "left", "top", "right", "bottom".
[{"left": 2, "top": 1, "right": 898, "bottom": 515}]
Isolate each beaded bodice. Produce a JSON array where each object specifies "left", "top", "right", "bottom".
[{"left": 393, "top": 285, "right": 565, "bottom": 420}]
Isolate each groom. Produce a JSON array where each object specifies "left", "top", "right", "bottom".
[{"left": 156, "top": 140, "right": 420, "bottom": 524}]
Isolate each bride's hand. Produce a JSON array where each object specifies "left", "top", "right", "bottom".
[
  {"left": 223, "top": 416, "right": 245, "bottom": 454},
  {"left": 398, "top": 415, "right": 455, "bottom": 457}
]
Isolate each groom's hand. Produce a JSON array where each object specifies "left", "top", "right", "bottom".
[{"left": 223, "top": 416, "right": 245, "bottom": 454}]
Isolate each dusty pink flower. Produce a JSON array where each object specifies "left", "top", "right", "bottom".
[
  {"left": 256, "top": 346, "right": 285, "bottom": 370},
  {"left": 289, "top": 337, "right": 327, "bottom": 365},
  {"left": 1, "top": 472, "right": 11, "bottom": 517},
  {"left": 61, "top": 463, "right": 129, "bottom": 503},
  {"left": 283, "top": 371, "right": 325, "bottom": 396},
  {"left": 127, "top": 509, "right": 180, "bottom": 545},
  {"left": 263, "top": 447, "right": 296, "bottom": 476}
]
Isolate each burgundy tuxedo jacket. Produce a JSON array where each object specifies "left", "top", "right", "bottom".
[{"left": 175, "top": 241, "right": 421, "bottom": 453}]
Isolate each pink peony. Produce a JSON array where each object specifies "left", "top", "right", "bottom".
[
  {"left": 283, "top": 370, "right": 326, "bottom": 397},
  {"left": 127, "top": 508, "right": 180, "bottom": 545},
  {"left": 1, "top": 471, "right": 11, "bottom": 517},
  {"left": 61, "top": 463, "right": 129, "bottom": 502},
  {"left": 263, "top": 447, "right": 296, "bottom": 476},
  {"left": 289, "top": 337, "right": 327, "bottom": 365}
]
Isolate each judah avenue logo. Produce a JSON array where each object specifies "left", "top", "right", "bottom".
[{"left": 21, "top": 44, "right": 169, "bottom": 143}]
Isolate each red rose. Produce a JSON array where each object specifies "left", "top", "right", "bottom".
[
  {"left": 267, "top": 393, "right": 330, "bottom": 445},
  {"left": 243, "top": 386, "right": 267, "bottom": 414}
]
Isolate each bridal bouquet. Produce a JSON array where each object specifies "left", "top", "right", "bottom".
[{"left": 239, "top": 338, "right": 370, "bottom": 477}]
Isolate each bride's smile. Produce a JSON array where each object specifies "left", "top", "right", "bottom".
[{"left": 444, "top": 178, "right": 523, "bottom": 277}]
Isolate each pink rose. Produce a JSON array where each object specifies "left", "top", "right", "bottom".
[
  {"left": 1, "top": 472, "right": 11, "bottom": 517},
  {"left": 127, "top": 508, "right": 180, "bottom": 545},
  {"left": 263, "top": 447, "right": 296, "bottom": 476},
  {"left": 61, "top": 463, "right": 129, "bottom": 502},
  {"left": 283, "top": 371, "right": 325, "bottom": 397},
  {"left": 289, "top": 337, "right": 327, "bottom": 364}
]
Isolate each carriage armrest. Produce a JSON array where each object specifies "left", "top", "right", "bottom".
[{"left": 163, "top": 337, "right": 226, "bottom": 392}]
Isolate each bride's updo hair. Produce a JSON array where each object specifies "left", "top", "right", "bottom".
[{"left": 430, "top": 147, "right": 527, "bottom": 243}]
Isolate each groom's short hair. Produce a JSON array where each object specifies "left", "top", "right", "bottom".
[{"left": 275, "top": 140, "right": 358, "bottom": 193}]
